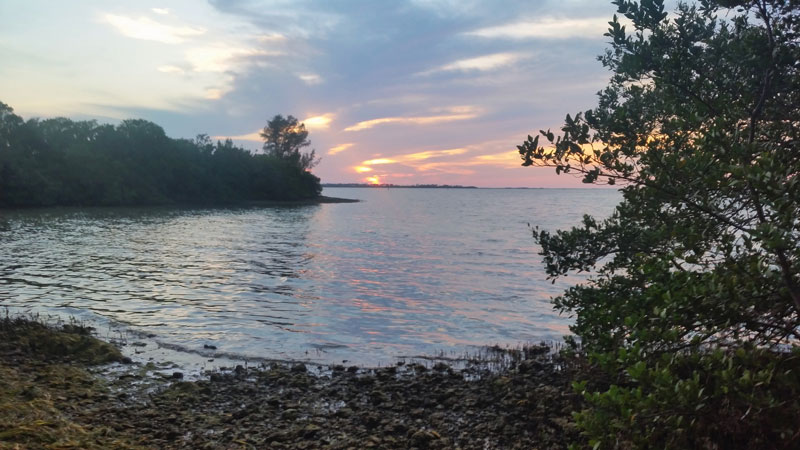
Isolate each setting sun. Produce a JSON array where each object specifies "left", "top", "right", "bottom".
[{"left": 365, "top": 175, "right": 381, "bottom": 185}]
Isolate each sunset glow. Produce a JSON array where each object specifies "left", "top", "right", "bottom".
[
  {"left": 328, "top": 143, "right": 354, "bottom": 155},
  {"left": 302, "top": 113, "right": 334, "bottom": 130},
  {"left": 0, "top": 0, "right": 618, "bottom": 187}
]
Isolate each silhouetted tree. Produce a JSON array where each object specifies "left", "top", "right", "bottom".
[
  {"left": 518, "top": 0, "right": 800, "bottom": 447},
  {"left": 260, "top": 115, "right": 319, "bottom": 171}
]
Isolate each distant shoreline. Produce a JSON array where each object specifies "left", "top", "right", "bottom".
[
  {"left": 322, "top": 184, "right": 614, "bottom": 189},
  {"left": 323, "top": 183, "right": 479, "bottom": 189},
  {"left": 0, "top": 195, "right": 360, "bottom": 211}
]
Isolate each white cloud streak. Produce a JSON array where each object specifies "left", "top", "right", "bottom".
[
  {"left": 467, "top": 17, "right": 609, "bottom": 40},
  {"left": 157, "top": 65, "right": 184, "bottom": 74},
  {"left": 185, "top": 45, "right": 273, "bottom": 72},
  {"left": 419, "top": 52, "right": 523, "bottom": 75},
  {"left": 302, "top": 113, "right": 334, "bottom": 130},
  {"left": 298, "top": 73, "right": 323, "bottom": 85},
  {"left": 344, "top": 106, "right": 480, "bottom": 132},
  {"left": 104, "top": 14, "right": 205, "bottom": 44}
]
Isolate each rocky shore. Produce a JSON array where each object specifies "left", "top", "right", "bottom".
[{"left": 0, "top": 316, "right": 585, "bottom": 449}]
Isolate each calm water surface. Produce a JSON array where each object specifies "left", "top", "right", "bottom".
[{"left": 0, "top": 188, "right": 620, "bottom": 365}]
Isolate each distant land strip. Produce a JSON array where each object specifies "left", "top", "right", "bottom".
[{"left": 323, "top": 183, "right": 478, "bottom": 189}]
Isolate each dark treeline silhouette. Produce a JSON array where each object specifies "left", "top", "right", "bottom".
[{"left": 0, "top": 102, "right": 321, "bottom": 207}]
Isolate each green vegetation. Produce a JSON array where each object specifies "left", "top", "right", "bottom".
[
  {"left": 0, "top": 314, "right": 124, "bottom": 365},
  {"left": 0, "top": 103, "right": 322, "bottom": 207},
  {"left": 518, "top": 0, "right": 799, "bottom": 448},
  {"left": 0, "top": 315, "right": 139, "bottom": 449}
]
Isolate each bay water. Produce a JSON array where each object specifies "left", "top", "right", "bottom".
[{"left": 0, "top": 188, "right": 620, "bottom": 366}]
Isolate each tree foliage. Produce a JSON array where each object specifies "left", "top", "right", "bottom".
[
  {"left": 518, "top": 0, "right": 800, "bottom": 447},
  {"left": 261, "top": 115, "right": 319, "bottom": 171},
  {"left": 0, "top": 102, "right": 321, "bottom": 207}
]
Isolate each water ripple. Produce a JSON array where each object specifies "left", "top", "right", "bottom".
[{"left": 0, "top": 188, "right": 619, "bottom": 365}]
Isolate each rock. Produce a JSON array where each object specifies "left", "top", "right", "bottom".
[
  {"left": 171, "top": 371, "right": 184, "bottom": 379},
  {"left": 518, "top": 359, "right": 543, "bottom": 373},
  {"left": 291, "top": 363, "right": 307, "bottom": 373},
  {"left": 429, "top": 412, "right": 445, "bottom": 422},
  {"left": 334, "top": 407, "right": 353, "bottom": 417},
  {"left": 409, "top": 429, "right": 439, "bottom": 447},
  {"left": 432, "top": 362, "right": 449, "bottom": 372},
  {"left": 120, "top": 356, "right": 133, "bottom": 364},
  {"left": 234, "top": 364, "right": 246, "bottom": 374},
  {"left": 203, "top": 344, "right": 217, "bottom": 350},
  {"left": 303, "top": 424, "right": 321, "bottom": 437},
  {"left": 233, "top": 406, "right": 254, "bottom": 419},
  {"left": 369, "top": 389, "right": 390, "bottom": 405},
  {"left": 364, "top": 413, "right": 381, "bottom": 428},
  {"left": 209, "top": 373, "right": 223, "bottom": 382}
]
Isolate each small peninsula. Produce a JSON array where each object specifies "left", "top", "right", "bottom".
[{"left": 0, "top": 103, "right": 324, "bottom": 208}]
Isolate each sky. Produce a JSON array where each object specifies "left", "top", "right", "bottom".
[{"left": 0, "top": 0, "right": 623, "bottom": 188}]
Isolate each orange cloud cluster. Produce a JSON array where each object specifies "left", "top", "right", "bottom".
[
  {"left": 328, "top": 143, "right": 354, "bottom": 155},
  {"left": 351, "top": 143, "right": 523, "bottom": 183}
]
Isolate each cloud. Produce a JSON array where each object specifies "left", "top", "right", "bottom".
[
  {"left": 415, "top": 150, "right": 520, "bottom": 172},
  {"left": 466, "top": 16, "right": 609, "bottom": 40},
  {"left": 214, "top": 113, "right": 332, "bottom": 141},
  {"left": 409, "top": 0, "right": 482, "bottom": 17},
  {"left": 344, "top": 106, "right": 480, "bottom": 132},
  {"left": 185, "top": 45, "right": 272, "bottom": 72},
  {"left": 214, "top": 131, "right": 263, "bottom": 141},
  {"left": 328, "top": 143, "right": 354, "bottom": 155},
  {"left": 362, "top": 158, "right": 395, "bottom": 165},
  {"left": 256, "top": 33, "right": 286, "bottom": 42},
  {"left": 298, "top": 73, "right": 323, "bottom": 85},
  {"left": 419, "top": 52, "right": 524, "bottom": 75},
  {"left": 103, "top": 14, "right": 205, "bottom": 44},
  {"left": 152, "top": 8, "right": 169, "bottom": 15},
  {"left": 157, "top": 65, "right": 184, "bottom": 74},
  {"left": 302, "top": 113, "right": 334, "bottom": 130},
  {"left": 358, "top": 148, "right": 468, "bottom": 168},
  {"left": 205, "top": 88, "right": 225, "bottom": 100}
]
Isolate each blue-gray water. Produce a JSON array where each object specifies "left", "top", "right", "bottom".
[{"left": 0, "top": 188, "right": 620, "bottom": 365}]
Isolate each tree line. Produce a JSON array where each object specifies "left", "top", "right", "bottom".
[{"left": 0, "top": 103, "right": 321, "bottom": 207}]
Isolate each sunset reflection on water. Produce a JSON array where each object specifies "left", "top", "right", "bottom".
[{"left": 0, "top": 188, "right": 619, "bottom": 365}]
